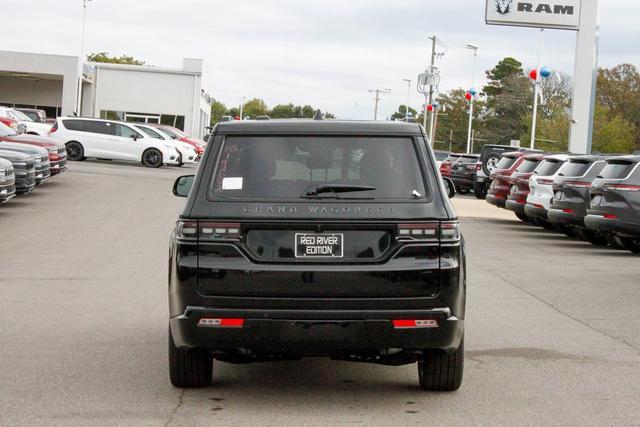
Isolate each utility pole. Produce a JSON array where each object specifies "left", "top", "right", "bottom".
[
  {"left": 238, "top": 96, "right": 246, "bottom": 120},
  {"left": 530, "top": 29, "right": 544, "bottom": 150},
  {"left": 77, "top": 0, "right": 92, "bottom": 116},
  {"left": 368, "top": 88, "right": 391, "bottom": 121}
]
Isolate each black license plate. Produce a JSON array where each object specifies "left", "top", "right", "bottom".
[{"left": 295, "top": 233, "right": 343, "bottom": 258}]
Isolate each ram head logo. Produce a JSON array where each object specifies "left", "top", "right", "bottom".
[{"left": 495, "top": 0, "right": 513, "bottom": 15}]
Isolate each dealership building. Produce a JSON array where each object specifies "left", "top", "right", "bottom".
[{"left": 0, "top": 50, "right": 213, "bottom": 139}]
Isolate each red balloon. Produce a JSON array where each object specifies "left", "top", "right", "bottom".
[
  {"left": 465, "top": 92, "right": 472, "bottom": 101},
  {"left": 529, "top": 69, "right": 538, "bottom": 80},
  {"left": 427, "top": 104, "right": 434, "bottom": 112}
]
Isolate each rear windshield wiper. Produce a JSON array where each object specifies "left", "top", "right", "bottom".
[{"left": 301, "top": 184, "right": 377, "bottom": 199}]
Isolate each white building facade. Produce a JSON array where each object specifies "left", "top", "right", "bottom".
[{"left": 0, "top": 50, "right": 212, "bottom": 139}]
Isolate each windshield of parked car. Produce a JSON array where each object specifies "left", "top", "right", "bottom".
[
  {"left": 495, "top": 156, "right": 518, "bottom": 170},
  {"left": 0, "top": 122, "right": 18, "bottom": 137},
  {"left": 157, "top": 127, "right": 179, "bottom": 139},
  {"left": 10, "top": 110, "right": 33, "bottom": 122},
  {"left": 209, "top": 136, "right": 427, "bottom": 201},
  {"left": 138, "top": 126, "right": 164, "bottom": 139},
  {"left": 535, "top": 159, "right": 565, "bottom": 176},
  {"left": 515, "top": 159, "right": 541, "bottom": 173}
]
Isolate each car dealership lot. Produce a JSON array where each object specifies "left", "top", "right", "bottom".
[{"left": 1, "top": 162, "right": 639, "bottom": 425}]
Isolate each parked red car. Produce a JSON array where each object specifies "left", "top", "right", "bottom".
[
  {"left": 505, "top": 153, "right": 545, "bottom": 221},
  {"left": 146, "top": 124, "right": 205, "bottom": 157},
  {"left": 0, "top": 122, "right": 67, "bottom": 175},
  {"left": 486, "top": 151, "right": 529, "bottom": 208}
]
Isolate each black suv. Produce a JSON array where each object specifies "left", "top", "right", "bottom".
[
  {"left": 169, "top": 120, "right": 466, "bottom": 390},
  {"left": 585, "top": 155, "right": 640, "bottom": 253}
]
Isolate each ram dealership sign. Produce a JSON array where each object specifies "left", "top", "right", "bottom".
[{"left": 486, "top": 0, "right": 582, "bottom": 30}]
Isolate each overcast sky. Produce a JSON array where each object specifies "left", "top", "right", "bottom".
[{"left": 2, "top": 0, "right": 638, "bottom": 119}]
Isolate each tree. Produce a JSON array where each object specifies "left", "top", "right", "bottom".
[
  {"left": 484, "top": 57, "right": 523, "bottom": 98},
  {"left": 390, "top": 105, "right": 418, "bottom": 121},
  {"left": 210, "top": 100, "right": 227, "bottom": 125},
  {"left": 226, "top": 107, "right": 240, "bottom": 118},
  {"left": 432, "top": 89, "right": 486, "bottom": 152},
  {"left": 597, "top": 64, "right": 640, "bottom": 149},
  {"left": 86, "top": 52, "right": 145, "bottom": 65},
  {"left": 484, "top": 73, "right": 532, "bottom": 145},
  {"left": 269, "top": 103, "right": 297, "bottom": 118},
  {"left": 592, "top": 105, "right": 636, "bottom": 154},
  {"left": 241, "top": 98, "right": 269, "bottom": 118}
]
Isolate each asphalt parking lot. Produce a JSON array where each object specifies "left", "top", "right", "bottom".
[{"left": 1, "top": 162, "right": 639, "bottom": 426}]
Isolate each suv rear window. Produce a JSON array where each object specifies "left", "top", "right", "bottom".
[
  {"left": 495, "top": 156, "right": 518, "bottom": 170},
  {"left": 561, "top": 161, "right": 592, "bottom": 177},
  {"left": 210, "top": 136, "right": 427, "bottom": 201},
  {"left": 536, "top": 160, "right": 565, "bottom": 176},
  {"left": 516, "top": 159, "right": 541, "bottom": 173},
  {"left": 599, "top": 162, "right": 635, "bottom": 179}
]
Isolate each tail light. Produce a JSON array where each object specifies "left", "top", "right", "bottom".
[
  {"left": 564, "top": 181, "right": 592, "bottom": 189},
  {"left": 528, "top": 203, "right": 544, "bottom": 209},
  {"left": 603, "top": 214, "right": 618, "bottom": 220},
  {"left": 536, "top": 178, "right": 554, "bottom": 185},
  {"left": 392, "top": 319, "right": 439, "bottom": 329},
  {"left": 198, "top": 318, "right": 245, "bottom": 328},
  {"left": 176, "top": 221, "right": 241, "bottom": 241},
  {"left": 397, "top": 221, "right": 460, "bottom": 242},
  {"left": 49, "top": 122, "right": 58, "bottom": 134},
  {"left": 563, "top": 209, "right": 575, "bottom": 214},
  {"left": 475, "top": 162, "right": 481, "bottom": 171},
  {"left": 604, "top": 184, "right": 640, "bottom": 192}
]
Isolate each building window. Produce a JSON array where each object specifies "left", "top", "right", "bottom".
[{"left": 100, "top": 110, "right": 185, "bottom": 130}]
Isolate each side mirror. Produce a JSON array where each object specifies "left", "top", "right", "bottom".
[
  {"left": 131, "top": 134, "right": 138, "bottom": 141},
  {"left": 443, "top": 177, "right": 456, "bottom": 199},
  {"left": 173, "top": 175, "right": 195, "bottom": 197}
]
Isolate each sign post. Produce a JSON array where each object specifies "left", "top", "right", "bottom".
[{"left": 485, "top": 0, "right": 599, "bottom": 154}]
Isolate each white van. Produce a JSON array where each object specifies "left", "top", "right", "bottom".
[{"left": 49, "top": 118, "right": 180, "bottom": 168}]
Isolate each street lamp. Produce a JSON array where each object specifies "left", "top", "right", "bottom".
[
  {"left": 465, "top": 44, "right": 478, "bottom": 154},
  {"left": 238, "top": 96, "right": 246, "bottom": 120},
  {"left": 76, "top": 0, "right": 92, "bottom": 116},
  {"left": 402, "top": 79, "right": 411, "bottom": 119}
]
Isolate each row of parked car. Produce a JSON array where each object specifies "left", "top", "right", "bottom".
[
  {"left": 0, "top": 106, "right": 207, "bottom": 168},
  {"left": 484, "top": 150, "right": 640, "bottom": 254},
  {"left": 0, "top": 120, "right": 68, "bottom": 204}
]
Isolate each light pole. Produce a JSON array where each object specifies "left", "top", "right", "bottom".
[
  {"left": 76, "top": 0, "right": 92, "bottom": 116},
  {"left": 238, "top": 96, "right": 246, "bottom": 120},
  {"left": 368, "top": 89, "right": 391, "bottom": 121},
  {"left": 465, "top": 44, "right": 478, "bottom": 154},
  {"left": 530, "top": 29, "right": 544, "bottom": 150},
  {"left": 402, "top": 79, "right": 411, "bottom": 119}
]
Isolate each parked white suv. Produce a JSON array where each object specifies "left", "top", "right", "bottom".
[
  {"left": 132, "top": 124, "right": 198, "bottom": 165},
  {"left": 525, "top": 154, "right": 570, "bottom": 222},
  {"left": 0, "top": 107, "right": 52, "bottom": 136},
  {"left": 48, "top": 118, "right": 180, "bottom": 168}
]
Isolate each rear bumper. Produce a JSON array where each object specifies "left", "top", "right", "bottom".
[
  {"left": 585, "top": 214, "right": 640, "bottom": 237},
  {"left": 505, "top": 199, "right": 526, "bottom": 215},
  {"left": 547, "top": 207, "right": 583, "bottom": 226},
  {"left": 486, "top": 194, "right": 507, "bottom": 208},
  {"left": 170, "top": 306, "right": 464, "bottom": 354},
  {"left": 524, "top": 203, "right": 547, "bottom": 220},
  {"left": 450, "top": 174, "right": 475, "bottom": 188}
]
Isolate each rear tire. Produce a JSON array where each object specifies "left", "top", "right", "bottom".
[
  {"left": 456, "top": 186, "right": 470, "bottom": 195},
  {"left": 418, "top": 336, "right": 464, "bottom": 391},
  {"left": 515, "top": 213, "right": 529, "bottom": 223},
  {"left": 142, "top": 148, "right": 163, "bottom": 168},
  {"left": 473, "top": 181, "right": 488, "bottom": 199},
  {"left": 65, "top": 141, "right": 85, "bottom": 161},
  {"left": 577, "top": 227, "right": 608, "bottom": 246},
  {"left": 168, "top": 328, "right": 213, "bottom": 388},
  {"left": 617, "top": 236, "right": 640, "bottom": 254}
]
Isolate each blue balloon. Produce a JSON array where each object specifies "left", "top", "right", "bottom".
[
  {"left": 432, "top": 102, "right": 439, "bottom": 108},
  {"left": 469, "top": 88, "right": 478, "bottom": 96},
  {"left": 540, "top": 67, "right": 552, "bottom": 78}
]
